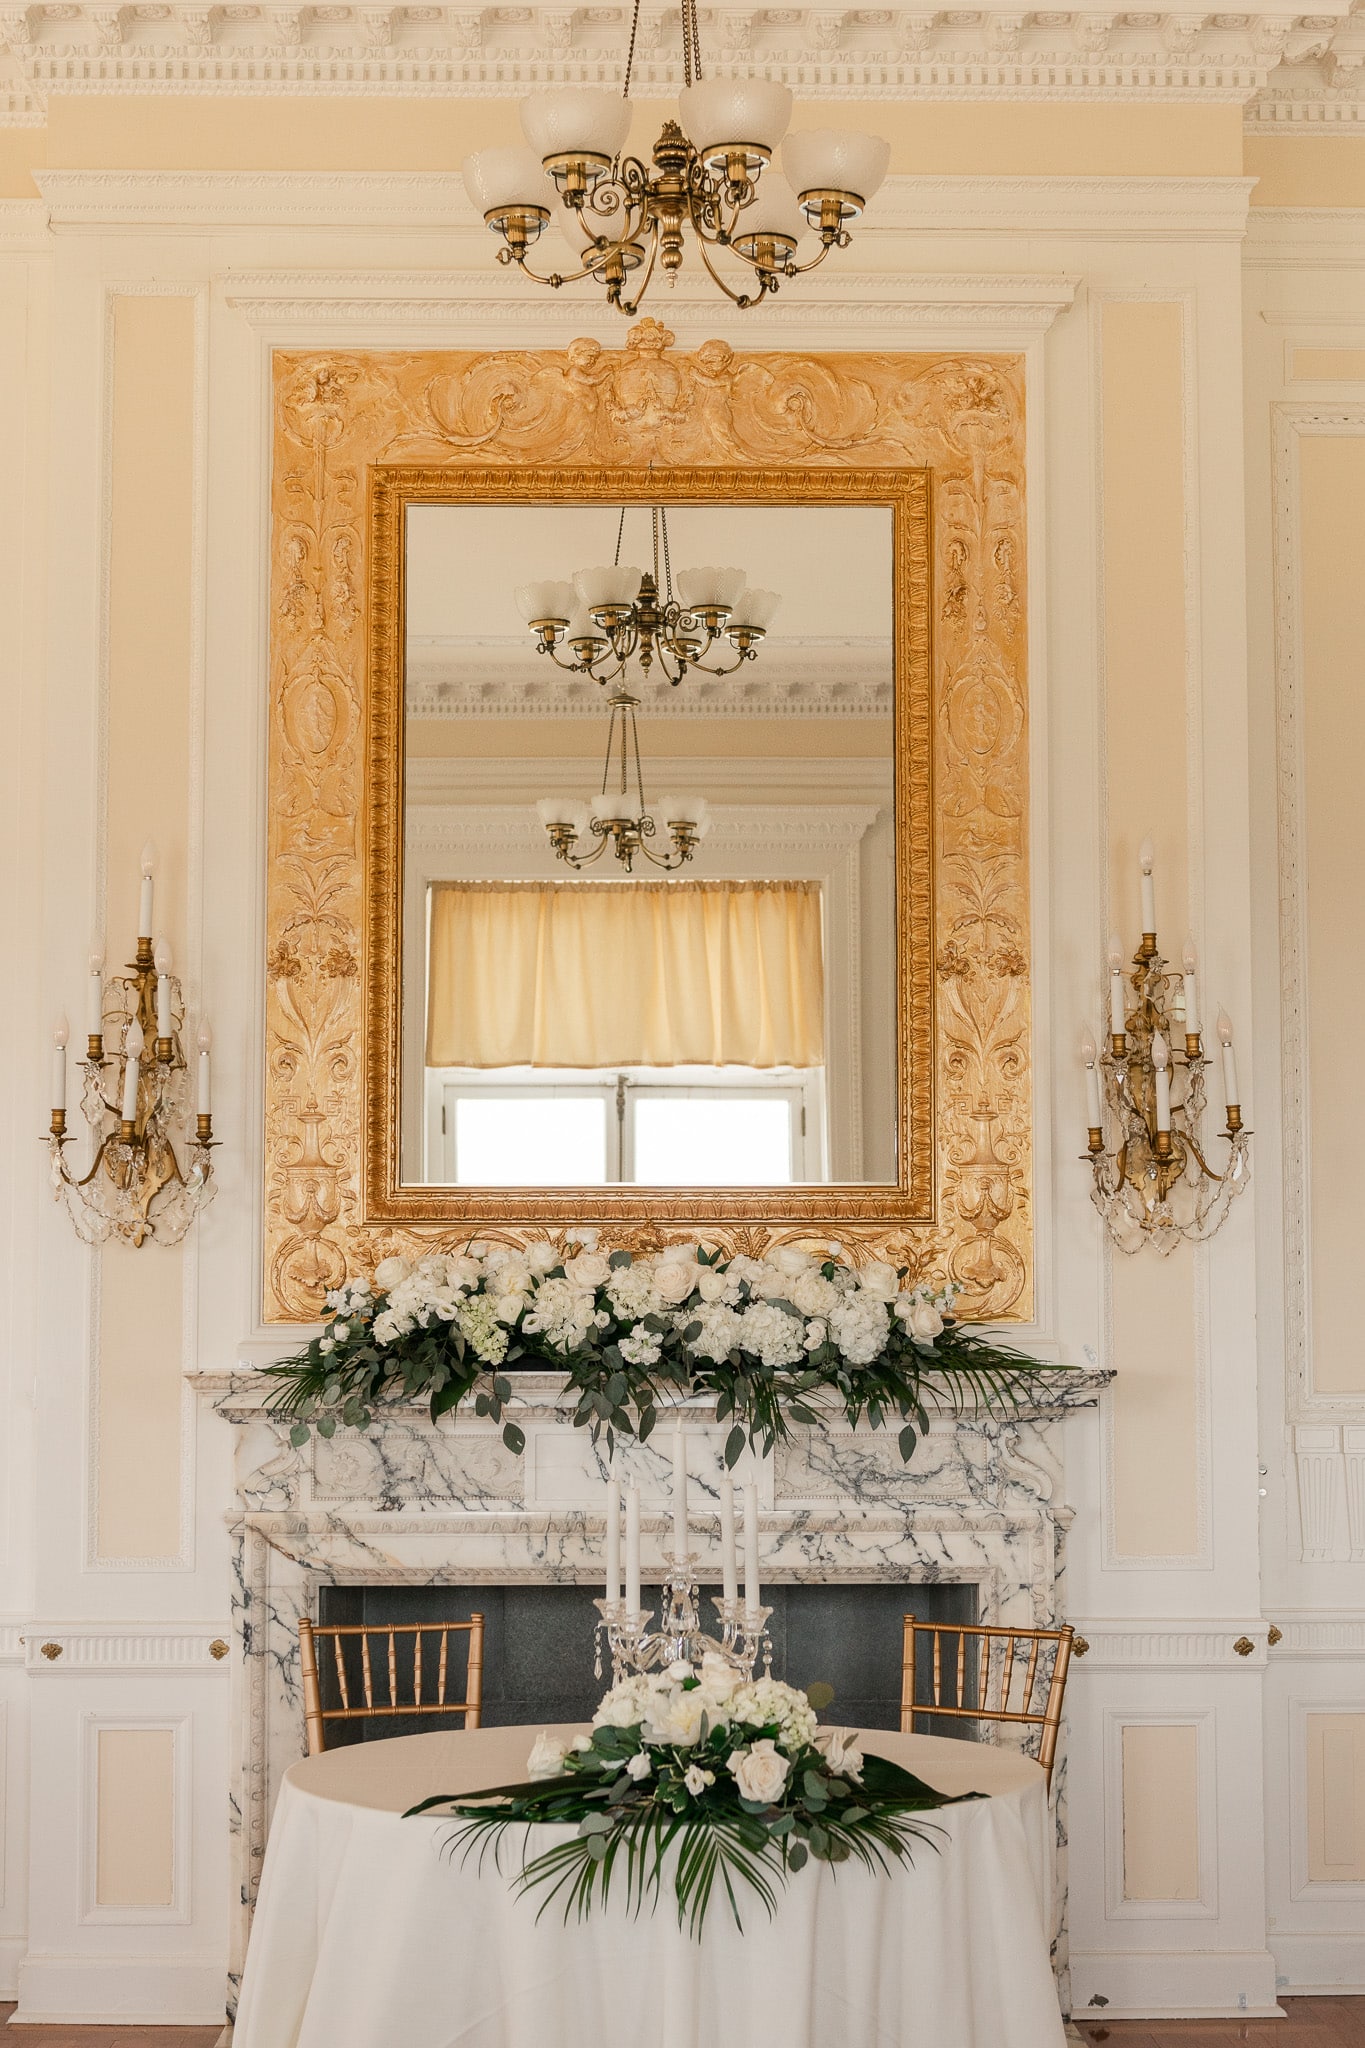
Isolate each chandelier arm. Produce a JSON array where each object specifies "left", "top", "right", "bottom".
[
  {"left": 616, "top": 221, "right": 662, "bottom": 317},
  {"left": 688, "top": 223, "right": 763, "bottom": 310},
  {"left": 686, "top": 651, "right": 749, "bottom": 678},
  {"left": 786, "top": 240, "right": 840, "bottom": 278}
]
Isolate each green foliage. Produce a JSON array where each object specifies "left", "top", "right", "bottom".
[{"left": 404, "top": 1719, "right": 978, "bottom": 1938}]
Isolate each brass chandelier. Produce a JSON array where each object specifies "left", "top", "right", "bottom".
[
  {"left": 517, "top": 504, "right": 780, "bottom": 689},
  {"left": 461, "top": 0, "right": 890, "bottom": 316},
  {"left": 537, "top": 685, "right": 709, "bottom": 874}
]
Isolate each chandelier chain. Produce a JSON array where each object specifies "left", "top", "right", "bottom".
[{"left": 621, "top": 0, "right": 640, "bottom": 98}]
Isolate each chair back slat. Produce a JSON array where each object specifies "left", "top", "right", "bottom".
[
  {"left": 900, "top": 1614, "right": 1075, "bottom": 1791},
  {"left": 298, "top": 1616, "right": 486, "bottom": 1755}
]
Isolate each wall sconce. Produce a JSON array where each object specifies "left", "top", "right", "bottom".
[
  {"left": 1081, "top": 840, "right": 1250, "bottom": 1255},
  {"left": 47, "top": 844, "right": 217, "bottom": 1248}
]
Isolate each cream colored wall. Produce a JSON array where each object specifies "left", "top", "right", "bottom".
[
  {"left": 1306, "top": 1714, "right": 1365, "bottom": 1885},
  {"left": 95, "top": 1728, "right": 175, "bottom": 1910},
  {"left": 1246, "top": 137, "right": 1365, "bottom": 209},
  {"left": 95, "top": 293, "right": 195, "bottom": 1562},
  {"left": 1100, "top": 297, "right": 1201, "bottom": 1560},
  {"left": 0, "top": 94, "right": 1244, "bottom": 198},
  {"left": 1122, "top": 1723, "right": 1201, "bottom": 1901},
  {"left": 1298, "top": 433, "right": 1365, "bottom": 1397}
]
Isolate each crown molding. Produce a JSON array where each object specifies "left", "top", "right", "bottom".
[
  {"left": 407, "top": 640, "right": 892, "bottom": 719},
  {"left": 0, "top": 7, "right": 1342, "bottom": 114},
  {"left": 405, "top": 756, "right": 894, "bottom": 800},
  {"left": 0, "top": 195, "right": 50, "bottom": 247}
]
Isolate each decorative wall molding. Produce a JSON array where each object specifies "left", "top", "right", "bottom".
[
  {"left": 1103, "top": 1707, "right": 1219, "bottom": 1921},
  {"left": 79, "top": 1710, "right": 193, "bottom": 1926},
  {"left": 406, "top": 645, "right": 891, "bottom": 718},
  {"left": 1268, "top": 1610, "right": 1365, "bottom": 1658},
  {"left": 1064, "top": 1619, "right": 1275, "bottom": 1669},
  {"left": 1247, "top": 212, "right": 1365, "bottom": 270},
  {"left": 20, "top": 1625, "right": 235, "bottom": 1673},
  {"left": 1271, "top": 401, "right": 1365, "bottom": 1427},
  {"left": 1293, "top": 1424, "right": 1365, "bottom": 1561}
]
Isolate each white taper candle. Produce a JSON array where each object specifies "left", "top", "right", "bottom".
[
  {"left": 1152, "top": 1030, "right": 1171, "bottom": 1132},
  {"left": 1108, "top": 935, "right": 1126, "bottom": 1037},
  {"left": 1217, "top": 1009, "right": 1239, "bottom": 1107},
  {"left": 719, "top": 1473, "right": 738, "bottom": 1606},
  {"left": 1080, "top": 1025, "right": 1102, "bottom": 1126},
  {"left": 743, "top": 1479, "right": 760, "bottom": 1618},
  {"left": 1139, "top": 836, "right": 1156, "bottom": 933},
  {"left": 87, "top": 944, "right": 104, "bottom": 1039},
  {"left": 138, "top": 843, "right": 156, "bottom": 940},
  {"left": 196, "top": 1020, "right": 212, "bottom": 1115},
  {"left": 121, "top": 1021, "right": 143, "bottom": 1124},
  {"left": 52, "top": 1016, "right": 68, "bottom": 1112},
  {"left": 671, "top": 1421, "right": 688, "bottom": 1563},
  {"left": 154, "top": 937, "right": 172, "bottom": 1041},
  {"left": 1181, "top": 937, "right": 1200, "bottom": 1037},
  {"left": 625, "top": 1482, "right": 641, "bottom": 1622},
  {"left": 604, "top": 1473, "right": 620, "bottom": 1608}
]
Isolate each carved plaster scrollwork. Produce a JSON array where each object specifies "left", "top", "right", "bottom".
[{"left": 265, "top": 323, "right": 1032, "bottom": 1324}]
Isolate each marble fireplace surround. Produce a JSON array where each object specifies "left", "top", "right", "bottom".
[{"left": 202, "top": 1363, "right": 1108, "bottom": 1999}]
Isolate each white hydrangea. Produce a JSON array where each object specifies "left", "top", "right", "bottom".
[
  {"left": 829, "top": 1289, "right": 891, "bottom": 1365},
  {"left": 788, "top": 1267, "right": 841, "bottom": 1318},
  {"left": 728, "top": 1677, "right": 819, "bottom": 1751},
  {"left": 619, "top": 1324, "right": 663, "bottom": 1367},
  {"left": 453, "top": 1293, "right": 509, "bottom": 1366},
  {"left": 521, "top": 1276, "right": 597, "bottom": 1352},
  {"left": 593, "top": 1673, "right": 659, "bottom": 1729},
  {"left": 727, "top": 1254, "right": 786, "bottom": 1298},
  {"left": 679, "top": 1300, "right": 744, "bottom": 1362},
  {"left": 737, "top": 1300, "right": 808, "bottom": 1370},
  {"left": 605, "top": 1261, "right": 665, "bottom": 1322}
]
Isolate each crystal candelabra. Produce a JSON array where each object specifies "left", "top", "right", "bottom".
[
  {"left": 1080, "top": 841, "right": 1249, "bottom": 1256},
  {"left": 594, "top": 1432, "right": 771, "bottom": 1682},
  {"left": 47, "top": 846, "right": 216, "bottom": 1249}
]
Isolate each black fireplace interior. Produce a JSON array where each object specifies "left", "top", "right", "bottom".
[{"left": 317, "top": 1580, "right": 979, "bottom": 1744}]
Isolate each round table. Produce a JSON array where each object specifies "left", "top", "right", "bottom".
[{"left": 233, "top": 1724, "right": 1066, "bottom": 2048}]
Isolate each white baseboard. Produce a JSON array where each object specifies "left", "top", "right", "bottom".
[
  {"left": 12, "top": 1954, "right": 228, "bottom": 2025},
  {"left": 1272, "top": 1931, "right": 1365, "bottom": 1992},
  {"left": 1069, "top": 1948, "right": 1282, "bottom": 2020},
  {"left": 0, "top": 1934, "right": 25, "bottom": 1999}
]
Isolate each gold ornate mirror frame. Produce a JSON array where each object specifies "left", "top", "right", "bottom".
[{"left": 265, "top": 323, "right": 1031, "bottom": 1325}]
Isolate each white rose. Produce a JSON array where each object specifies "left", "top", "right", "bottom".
[
  {"left": 526, "top": 1241, "right": 559, "bottom": 1277},
  {"left": 664, "top": 1660, "right": 695, "bottom": 1681},
  {"left": 899, "top": 1300, "right": 944, "bottom": 1342},
  {"left": 571, "top": 1733, "right": 594, "bottom": 1752},
  {"left": 858, "top": 1260, "right": 901, "bottom": 1302},
  {"left": 527, "top": 1730, "right": 572, "bottom": 1778},
  {"left": 775, "top": 1246, "right": 815, "bottom": 1276},
  {"left": 494, "top": 1292, "right": 528, "bottom": 1324},
  {"left": 653, "top": 1262, "right": 699, "bottom": 1305},
  {"left": 318, "top": 1337, "right": 335, "bottom": 1355},
  {"left": 565, "top": 1252, "right": 612, "bottom": 1290},
  {"left": 698, "top": 1652, "right": 740, "bottom": 1700},
  {"left": 683, "top": 1764, "right": 715, "bottom": 1796},
  {"left": 697, "top": 1269, "right": 733, "bottom": 1303},
  {"left": 447, "top": 1254, "right": 483, "bottom": 1289},
  {"left": 728, "top": 1739, "right": 791, "bottom": 1805},
  {"left": 642, "top": 1690, "right": 710, "bottom": 1748},
  {"left": 373, "top": 1256, "right": 408, "bottom": 1290},
  {"left": 624, "top": 1750, "right": 652, "bottom": 1781},
  {"left": 565, "top": 1226, "right": 600, "bottom": 1250},
  {"left": 814, "top": 1728, "right": 865, "bottom": 1782}
]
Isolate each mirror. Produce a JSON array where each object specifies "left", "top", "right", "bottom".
[{"left": 398, "top": 498, "right": 898, "bottom": 1191}]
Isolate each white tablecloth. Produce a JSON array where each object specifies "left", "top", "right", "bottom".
[{"left": 234, "top": 1723, "right": 1065, "bottom": 2048}]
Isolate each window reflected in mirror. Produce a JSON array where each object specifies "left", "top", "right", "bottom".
[{"left": 400, "top": 500, "right": 896, "bottom": 1190}]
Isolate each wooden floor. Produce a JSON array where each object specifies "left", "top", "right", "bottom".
[
  {"left": 0, "top": 2010, "right": 222, "bottom": 2043},
  {"left": 0, "top": 1998, "right": 1361, "bottom": 2043},
  {"left": 1076, "top": 2000, "right": 1365, "bottom": 2047}
]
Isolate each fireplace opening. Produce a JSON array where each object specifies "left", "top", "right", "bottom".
[{"left": 316, "top": 1580, "right": 979, "bottom": 1744}]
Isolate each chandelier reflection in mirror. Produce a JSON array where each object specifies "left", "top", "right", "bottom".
[
  {"left": 46, "top": 845, "right": 216, "bottom": 1248},
  {"left": 1079, "top": 841, "right": 1250, "bottom": 1256},
  {"left": 461, "top": 0, "right": 890, "bottom": 316},
  {"left": 517, "top": 505, "right": 780, "bottom": 688},
  {"left": 537, "top": 685, "right": 709, "bottom": 874}
]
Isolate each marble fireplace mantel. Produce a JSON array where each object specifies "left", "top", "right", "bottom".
[{"left": 194, "top": 1363, "right": 1110, "bottom": 2001}]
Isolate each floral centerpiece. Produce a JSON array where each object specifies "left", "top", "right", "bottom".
[
  {"left": 264, "top": 1236, "right": 1055, "bottom": 1461},
  {"left": 405, "top": 1657, "right": 977, "bottom": 1934}
]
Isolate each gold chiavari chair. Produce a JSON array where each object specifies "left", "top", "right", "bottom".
[
  {"left": 298, "top": 1615, "right": 485, "bottom": 1756},
  {"left": 900, "top": 1614, "right": 1075, "bottom": 1790}
]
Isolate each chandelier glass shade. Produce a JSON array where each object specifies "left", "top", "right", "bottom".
[
  {"left": 461, "top": 0, "right": 890, "bottom": 315},
  {"left": 537, "top": 687, "right": 709, "bottom": 875},
  {"left": 515, "top": 505, "right": 780, "bottom": 689}
]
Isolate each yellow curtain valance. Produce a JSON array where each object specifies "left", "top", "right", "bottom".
[{"left": 426, "top": 879, "right": 825, "bottom": 1071}]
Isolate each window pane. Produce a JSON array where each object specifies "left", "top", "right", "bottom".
[
  {"left": 633, "top": 1097, "right": 793, "bottom": 1186},
  {"left": 454, "top": 1097, "right": 608, "bottom": 1185}
]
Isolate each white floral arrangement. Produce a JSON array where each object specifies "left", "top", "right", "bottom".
[
  {"left": 267, "top": 1233, "right": 1050, "bottom": 1463},
  {"left": 406, "top": 1655, "right": 976, "bottom": 1934}
]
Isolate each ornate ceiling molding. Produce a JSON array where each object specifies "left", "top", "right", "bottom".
[{"left": 1, "top": 4, "right": 1362, "bottom": 117}]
